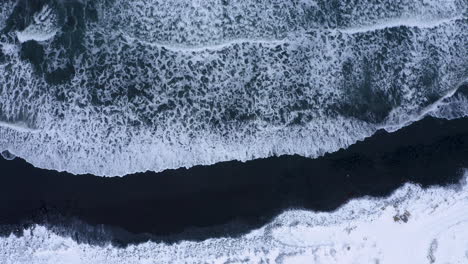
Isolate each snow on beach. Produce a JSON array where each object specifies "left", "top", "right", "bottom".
[{"left": 2, "top": 173, "right": 468, "bottom": 264}]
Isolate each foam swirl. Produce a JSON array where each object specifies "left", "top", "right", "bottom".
[{"left": 0, "top": 0, "right": 466, "bottom": 176}]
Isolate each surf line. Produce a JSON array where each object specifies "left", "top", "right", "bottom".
[
  {"left": 0, "top": 121, "right": 41, "bottom": 133},
  {"left": 378, "top": 80, "right": 468, "bottom": 133},
  {"left": 337, "top": 15, "right": 464, "bottom": 35}
]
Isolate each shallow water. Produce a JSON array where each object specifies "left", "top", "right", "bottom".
[
  {"left": 0, "top": 0, "right": 466, "bottom": 176},
  {"left": 0, "top": 1, "right": 467, "bottom": 262}
]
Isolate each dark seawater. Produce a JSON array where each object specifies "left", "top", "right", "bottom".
[
  {"left": 1, "top": 116, "right": 467, "bottom": 246},
  {"left": 0, "top": 1, "right": 467, "bottom": 261},
  {"left": 0, "top": 0, "right": 466, "bottom": 176}
]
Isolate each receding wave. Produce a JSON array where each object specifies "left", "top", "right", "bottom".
[{"left": 0, "top": 0, "right": 467, "bottom": 176}]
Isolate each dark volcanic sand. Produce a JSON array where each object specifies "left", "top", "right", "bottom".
[{"left": 0, "top": 116, "right": 467, "bottom": 245}]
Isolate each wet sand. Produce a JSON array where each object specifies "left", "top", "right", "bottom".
[{"left": 0, "top": 116, "right": 467, "bottom": 245}]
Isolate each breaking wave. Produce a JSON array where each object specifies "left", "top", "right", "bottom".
[{"left": 0, "top": 0, "right": 467, "bottom": 176}]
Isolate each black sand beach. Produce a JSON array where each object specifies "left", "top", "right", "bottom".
[{"left": 1, "top": 116, "right": 467, "bottom": 245}]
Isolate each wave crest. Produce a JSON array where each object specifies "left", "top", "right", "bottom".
[{"left": 0, "top": 0, "right": 467, "bottom": 176}]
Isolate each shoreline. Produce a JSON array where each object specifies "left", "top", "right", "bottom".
[{"left": 0, "top": 116, "right": 467, "bottom": 245}]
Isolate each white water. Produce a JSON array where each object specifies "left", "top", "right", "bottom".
[
  {"left": 0, "top": 0, "right": 466, "bottom": 176},
  {"left": 2, "top": 172, "right": 468, "bottom": 263},
  {"left": 16, "top": 5, "right": 58, "bottom": 43},
  {"left": 337, "top": 15, "right": 464, "bottom": 34}
]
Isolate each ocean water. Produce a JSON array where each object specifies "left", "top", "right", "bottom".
[
  {"left": 0, "top": 0, "right": 466, "bottom": 176},
  {"left": 1, "top": 1, "right": 468, "bottom": 262},
  {"left": 1, "top": 114, "right": 468, "bottom": 262}
]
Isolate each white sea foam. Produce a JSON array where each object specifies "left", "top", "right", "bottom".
[
  {"left": 430, "top": 79, "right": 468, "bottom": 120},
  {"left": 0, "top": 1, "right": 13, "bottom": 30},
  {"left": 337, "top": 15, "right": 464, "bottom": 35},
  {"left": 107, "top": 0, "right": 466, "bottom": 46},
  {"left": 16, "top": 5, "right": 59, "bottom": 43},
  {"left": 0, "top": 121, "right": 40, "bottom": 133},
  {"left": 0, "top": 0, "right": 466, "bottom": 176},
  {"left": 0, "top": 150, "right": 15, "bottom": 160},
  {"left": 2, "top": 172, "right": 468, "bottom": 263}
]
